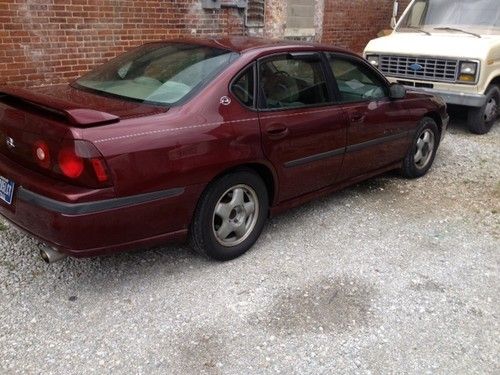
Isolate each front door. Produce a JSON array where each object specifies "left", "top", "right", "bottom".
[
  {"left": 326, "top": 54, "right": 413, "bottom": 182},
  {"left": 257, "top": 53, "right": 348, "bottom": 202}
]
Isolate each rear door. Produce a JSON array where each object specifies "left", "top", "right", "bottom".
[
  {"left": 257, "top": 52, "right": 348, "bottom": 202},
  {"left": 326, "top": 53, "right": 413, "bottom": 182}
]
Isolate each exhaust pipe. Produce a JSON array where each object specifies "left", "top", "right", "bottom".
[{"left": 39, "top": 246, "right": 67, "bottom": 263}]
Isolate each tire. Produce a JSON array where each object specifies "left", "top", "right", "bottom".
[
  {"left": 467, "top": 85, "right": 500, "bottom": 135},
  {"left": 189, "top": 169, "right": 269, "bottom": 261},
  {"left": 401, "top": 117, "right": 439, "bottom": 179}
]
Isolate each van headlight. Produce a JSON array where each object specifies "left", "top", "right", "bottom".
[
  {"left": 366, "top": 55, "right": 380, "bottom": 68},
  {"left": 458, "top": 61, "right": 478, "bottom": 82}
]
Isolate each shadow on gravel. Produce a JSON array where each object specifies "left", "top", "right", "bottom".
[
  {"left": 446, "top": 105, "right": 470, "bottom": 133},
  {"left": 58, "top": 245, "right": 213, "bottom": 287},
  {"left": 0, "top": 236, "right": 216, "bottom": 293},
  {"left": 249, "top": 276, "right": 377, "bottom": 336}
]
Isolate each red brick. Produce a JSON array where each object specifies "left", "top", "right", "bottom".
[{"left": 0, "top": 0, "right": 410, "bottom": 87}]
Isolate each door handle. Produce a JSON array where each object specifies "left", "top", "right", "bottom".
[
  {"left": 266, "top": 125, "right": 289, "bottom": 140},
  {"left": 350, "top": 112, "right": 365, "bottom": 123}
]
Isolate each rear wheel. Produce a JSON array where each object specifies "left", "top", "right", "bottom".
[
  {"left": 401, "top": 117, "right": 439, "bottom": 179},
  {"left": 467, "top": 85, "right": 499, "bottom": 135},
  {"left": 189, "top": 170, "right": 268, "bottom": 261}
]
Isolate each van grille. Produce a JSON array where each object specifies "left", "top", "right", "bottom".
[{"left": 379, "top": 55, "right": 459, "bottom": 83}]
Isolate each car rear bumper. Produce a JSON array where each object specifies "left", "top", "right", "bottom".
[
  {"left": 0, "top": 184, "right": 203, "bottom": 257},
  {"left": 0, "top": 156, "right": 203, "bottom": 258}
]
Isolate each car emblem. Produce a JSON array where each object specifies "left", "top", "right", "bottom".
[
  {"left": 6, "top": 137, "right": 15, "bottom": 149},
  {"left": 409, "top": 63, "right": 424, "bottom": 72},
  {"left": 220, "top": 96, "right": 231, "bottom": 106}
]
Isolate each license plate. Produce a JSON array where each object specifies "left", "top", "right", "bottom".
[{"left": 0, "top": 175, "right": 15, "bottom": 205}]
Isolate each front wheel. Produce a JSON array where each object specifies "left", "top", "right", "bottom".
[
  {"left": 467, "top": 85, "right": 499, "bottom": 135},
  {"left": 401, "top": 117, "right": 439, "bottom": 179},
  {"left": 189, "top": 170, "right": 269, "bottom": 261}
]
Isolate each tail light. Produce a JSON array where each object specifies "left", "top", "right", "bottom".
[
  {"left": 58, "top": 146, "right": 84, "bottom": 178},
  {"left": 90, "top": 158, "right": 109, "bottom": 183},
  {"left": 31, "top": 139, "right": 111, "bottom": 188}
]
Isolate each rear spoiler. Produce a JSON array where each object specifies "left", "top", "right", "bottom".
[{"left": 0, "top": 87, "right": 120, "bottom": 127}]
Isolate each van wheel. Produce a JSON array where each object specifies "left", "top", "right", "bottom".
[
  {"left": 401, "top": 117, "right": 439, "bottom": 179},
  {"left": 189, "top": 170, "right": 268, "bottom": 261},
  {"left": 467, "top": 85, "right": 499, "bottom": 135}
]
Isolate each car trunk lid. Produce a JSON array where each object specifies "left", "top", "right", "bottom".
[
  {"left": 0, "top": 84, "right": 168, "bottom": 187},
  {"left": 0, "top": 84, "right": 169, "bottom": 128}
]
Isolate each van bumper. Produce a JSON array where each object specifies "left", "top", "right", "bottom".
[{"left": 405, "top": 86, "right": 487, "bottom": 108}]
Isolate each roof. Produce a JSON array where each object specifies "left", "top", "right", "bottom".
[
  {"left": 209, "top": 36, "right": 316, "bottom": 52},
  {"left": 158, "top": 36, "right": 350, "bottom": 55}
]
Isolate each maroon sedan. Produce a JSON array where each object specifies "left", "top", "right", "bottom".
[{"left": 0, "top": 37, "right": 448, "bottom": 262}]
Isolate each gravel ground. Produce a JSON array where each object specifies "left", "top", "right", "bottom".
[{"left": 0, "top": 114, "right": 499, "bottom": 374}]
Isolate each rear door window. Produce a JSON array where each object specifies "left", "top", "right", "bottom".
[{"left": 258, "top": 55, "right": 330, "bottom": 110}]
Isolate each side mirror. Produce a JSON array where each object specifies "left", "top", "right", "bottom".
[{"left": 389, "top": 83, "right": 406, "bottom": 99}]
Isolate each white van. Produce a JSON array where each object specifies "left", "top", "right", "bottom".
[{"left": 364, "top": 0, "right": 500, "bottom": 134}]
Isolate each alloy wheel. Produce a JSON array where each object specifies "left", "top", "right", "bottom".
[
  {"left": 212, "top": 184, "right": 259, "bottom": 247},
  {"left": 414, "top": 129, "right": 435, "bottom": 169}
]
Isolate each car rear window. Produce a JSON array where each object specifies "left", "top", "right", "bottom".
[{"left": 74, "top": 43, "right": 238, "bottom": 105}]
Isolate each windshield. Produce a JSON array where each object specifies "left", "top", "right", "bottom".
[
  {"left": 74, "top": 43, "right": 237, "bottom": 105},
  {"left": 397, "top": 0, "right": 500, "bottom": 35}
]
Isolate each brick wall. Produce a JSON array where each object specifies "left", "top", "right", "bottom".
[
  {"left": 0, "top": 0, "right": 410, "bottom": 87},
  {"left": 322, "top": 0, "right": 411, "bottom": 53},
  {"left": 0, "top": 0, "right": 244, "bottom": 87}
]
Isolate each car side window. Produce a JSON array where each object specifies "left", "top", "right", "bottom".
[
  {"left": 258, "top": 55, "right": 329, "bottom": 110},
  {"left": 231, "top": 66, "right": 255, "bottom": 108},
  {"left": 328, "top": 55, "right": 388, "bottom": 103}
]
